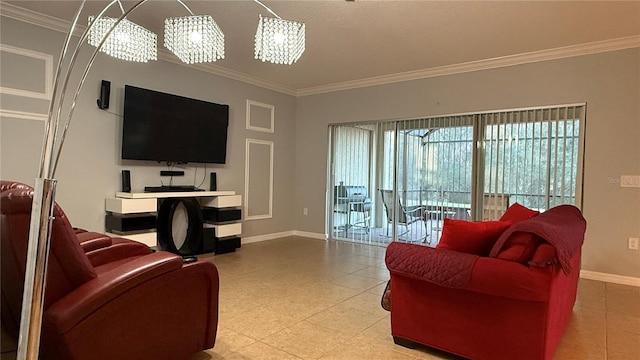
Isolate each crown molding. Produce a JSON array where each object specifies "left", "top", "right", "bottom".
[
  {"left": 0, "top": 109, "right": 48, "bottom": 122},
  {"left": 193, "top": 63, "right": 297, "bottom": 96},
  {"left": 0, "top": 2, "right": 85, "bottom": 35},
  {"left": 3, "top": 3, "right": 638, "bottom": 98},
  {"left": 158, "top": 48, "right": 297, "bottom": 96},
  {"left": 297, "top": 35, "right": 640, "bottom": 96}
]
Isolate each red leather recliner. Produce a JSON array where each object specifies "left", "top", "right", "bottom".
[
  {"left": 1, "top": 188, "right": 219, "bottom": 359},
  {"left": 385, "top": 205, "right": 586, "bottom": 360},
  {"left": 0, "top": 180, "right": 151, "bottom": 264}
]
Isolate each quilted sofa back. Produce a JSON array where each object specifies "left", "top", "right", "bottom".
[{"left": 0, "top": 188, "right": 96, "bottom": 336}]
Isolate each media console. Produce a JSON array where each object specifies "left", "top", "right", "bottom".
[{"left": 105, "top": 190, "right": 242, "bottom": 255}]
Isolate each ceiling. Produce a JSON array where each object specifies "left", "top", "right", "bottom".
[{"left": 3, "top": 1, "right": 640, "bottom": 95}]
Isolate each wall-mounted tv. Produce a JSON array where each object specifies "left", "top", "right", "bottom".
[{"left": 122, "top": 85, "right": 229, "bottom": 164}]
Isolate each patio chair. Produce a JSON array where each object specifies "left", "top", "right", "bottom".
[{"left": 379, "top": 190, "right": 427, "bottom": 243}]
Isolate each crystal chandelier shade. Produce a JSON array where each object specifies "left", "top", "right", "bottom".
[
  {"left": 87, "top": 1, "right": 305, "bottom": 66},
  {"left": 87, "top": 16, "right": 157, "bottom": 63},
  {"left": 254, "top": 15, "right": 306, "bottom": 65},
  {"left": 164, "top": 15, "right": 225, "bottom": 64}
]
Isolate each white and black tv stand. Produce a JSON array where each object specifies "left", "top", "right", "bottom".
[{"left": 105, "top": 190, "right": 242, "bottom": 255}]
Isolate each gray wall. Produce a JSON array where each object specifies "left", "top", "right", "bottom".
[
  {"left": 296, "top": 48, "right": 640, "bottom": 278},
  {"left": 0, "top": 16, "right": 296, "bottom": 239}
]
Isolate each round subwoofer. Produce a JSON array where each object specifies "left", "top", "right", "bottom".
[{"left": 157, "top": 198, "right": 203, "bottom": 255}]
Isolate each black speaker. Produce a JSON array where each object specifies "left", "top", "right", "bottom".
[
  {"left": 121, "top": 170, "right": 131, "bottom": 192},
  {"left": 209, "top": 172, "right": 217, "bottom": 191},
  {"left": 97, "top": 80, "right": 110, "bottom": 109}
]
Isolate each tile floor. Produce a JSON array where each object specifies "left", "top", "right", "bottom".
[
  {"left": 2, "top": 236, "right": 639, "bottom": 359},
  {"left": 189, "top": 237, "right": 640, "bottom": 360}
]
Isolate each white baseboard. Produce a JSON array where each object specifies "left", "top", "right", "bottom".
[
  {"left": 241, "top": 230, "right": 326, "bottom": 244},
  {"left": 242, "top": 231, "right": 295, "bottom": 244},
  {"left": 580, "top": 270, "right": 640, "bottom": 287},
  {"left": 292, "top": 230, "right": 326, "bottom": 240}
]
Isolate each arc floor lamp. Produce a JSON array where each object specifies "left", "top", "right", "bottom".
[{"left": 17, "top": 1, "right": 305, "bottom": 358}]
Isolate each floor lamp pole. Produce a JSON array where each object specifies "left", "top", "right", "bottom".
[{"left": 16, "top": 179, "right": 56, "bottom": 360}]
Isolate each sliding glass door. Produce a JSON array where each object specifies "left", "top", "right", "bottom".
[
  {"left": 393, "top": 117, "right": 474, "bottom": 243},
  {"left": 327, "top": 104, "right": 585, "bottom": 246}
]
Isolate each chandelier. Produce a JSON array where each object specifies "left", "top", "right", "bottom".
[
  {"left": 164, "top": 0, "right": 224, "bottom": 64},
  {"left": 88, "top": 15, "right": 157, "bottom": 62},
  {"left": 255, "top": 15, "right": 306, "bottom": 65},
  {"left": 87, "top": 0, "right": 305, "bottom": 65},
  {"left": 164, "top": 15, "right": 224, "bottom": 64}
]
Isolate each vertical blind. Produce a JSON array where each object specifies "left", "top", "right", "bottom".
[
  {"left": 333, "top": 125, "right": 371, "bottom": 187},
  {"left": 330, "top": 125, "right": 374, "bottom": 242},
  {"left": 479, "top": 105, "right": 584, "bottom": 219}
]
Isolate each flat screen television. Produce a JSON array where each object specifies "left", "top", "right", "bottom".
[{"left": 122, "top": 85, "right": 229, "bottom": 164}]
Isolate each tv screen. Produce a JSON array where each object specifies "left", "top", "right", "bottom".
[{"left": 122, "top": 85, "right": 229, "bottom": 164}]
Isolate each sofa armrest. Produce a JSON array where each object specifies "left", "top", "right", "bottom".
[
  {"left": 45, "top": 251, "right": 183, "bottom": 333},
  {"left": 386, "top": 242, "right": 555, "bottom": 301},
  {"left": 77, "top": 232, "right": 112, "bottom": 253},
  {"left": 43, "top": 254, "right": 219, "bottom": 359},
  {"left": 85, "top": 237, "right": 152, "bottom": 266},
  {"left": 386, "top": 242, "right": 479, "bottom": 288}
]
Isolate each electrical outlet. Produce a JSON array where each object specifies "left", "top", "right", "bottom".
[
  {"left": 629, "top": 237, "right": 639, "bottom": 251},
  {"left": 620, "top": 175, "right": 640, "bottom": 188},
  {"left": 303, "top": 208, "right": 308, "bottom": 216}
]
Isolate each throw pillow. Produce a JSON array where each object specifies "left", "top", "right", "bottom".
[
  {"left": 500, "top": 202, "right": 540, "bottom": 222},
  {"left": 436, "top": 219, "right": 512, "bottom": 256},
  {"left": 493, "top": 232, "right": 542, "bottom": 263}
]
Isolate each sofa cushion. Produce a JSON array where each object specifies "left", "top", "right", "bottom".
[
  {"left": 436, "top": 219, "right": 512, "bottom": 256},
  {"left": 500, "top": 202, "right": 539, "bottom": 222},
  {"left": 492, "top": 204, "right": 542, "bottom": 264},
  {"left": 527, "top": 243, "right": 558, "bottom": 268},
  {"left": 492, "top": 231, "right": 542, "bottom": 263}
]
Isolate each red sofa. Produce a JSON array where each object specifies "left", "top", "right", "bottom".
[
  {"left": 1, "top": 187, "right": 219, "bottom": 359},
  {"left": 385, "top": 204, "right": 586, "bottom": 360}
]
